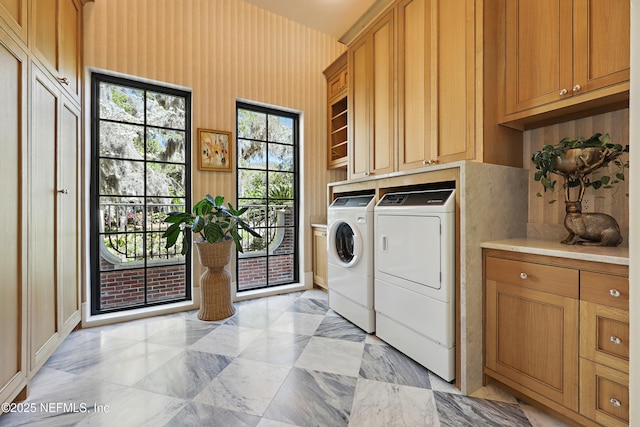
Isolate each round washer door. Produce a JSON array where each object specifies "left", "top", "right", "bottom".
[{"left": 328, "top": 220, "right": 362, "bottom": 268}]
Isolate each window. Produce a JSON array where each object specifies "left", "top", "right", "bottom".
[
  {"left": 236, "top": 103, "right": 299, "bottom": 291},
  {"left": 90, "top": 73, "right": 191, "bottom": 314}
]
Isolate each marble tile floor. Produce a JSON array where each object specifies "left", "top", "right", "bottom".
[{"left": 0, "top": 289, "right": 570, "bottom": 427}]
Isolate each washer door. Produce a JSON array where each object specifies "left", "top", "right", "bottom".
[{"left": 328, "top": 220, "right": 362, "bottom": 268}]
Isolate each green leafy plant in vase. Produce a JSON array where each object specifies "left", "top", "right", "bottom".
[{"left": 163, "top": 195, "right": 260, "bottom": 320}]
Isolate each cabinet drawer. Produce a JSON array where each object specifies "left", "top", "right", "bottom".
[
  {"left": 580, "top": 271, "right": 629, "bottom": 310},
  {"left": 327, "top": 69, "right": 347, "bottom": 99},
  {"left": 579, "top": 358, "right": 629, "bottom": 427},
  {"left": 485, "top": 256, "right": 578, "bottom": 298},
  {"left": 580, "top": 300, "right": 629, "bottom": 373}
]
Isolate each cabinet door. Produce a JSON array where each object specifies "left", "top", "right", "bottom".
[
  {"left": 59, "top": 97, "right": 81, "bottom": 333},
  {"left": 312, "top": 228, "right": 327, "bottom": 289},
  {"left": 32, "top": 0, "right": 81, "bottom": 103},
  {"left": 369, "top": 10, "right": 394, "bottom": 176},
  {"left": 505, "top": 0, "right": 573, "bottom": 114},
  {"left": 485, "top": 278, "right": 579, "bottom": 410},
  {"left": 436, "top": 0, "right": 475, "bottom": 163},
  {"left": 0, "top": 0, "right": 27, "bottom": 41},
  {"left": 349, "top": 35, "right": 370, "bottom": 179},
  {"left": 30, "top": 64, "right": 61, "bottom": 373},
  {"left": 397, "top": 0, "right": 434, "bottom": 171},
  {"left": 0, "top": 27, "right": 28, "bottom": 405},
  {"left": 573, "top": 0, "right": 629, "bottom": 94}
]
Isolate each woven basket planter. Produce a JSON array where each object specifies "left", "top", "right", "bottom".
[{"left": 195, "top": 239, "right": 235, "bottom": 321}]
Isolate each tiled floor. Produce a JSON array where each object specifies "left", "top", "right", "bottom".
[{"left": 0, "top": 289, "right": 569, "bottom": 426}]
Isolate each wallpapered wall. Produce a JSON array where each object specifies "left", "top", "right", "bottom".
[{"left": 83, "top": 0, "right": 347, "bottom": 288}]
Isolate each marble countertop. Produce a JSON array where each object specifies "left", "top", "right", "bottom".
[
  {"left": 480, "top": 237, "right": 629, "bottom": 266},
  {"left": 311, "top": 223, "right": 327, "bottom": 228}
]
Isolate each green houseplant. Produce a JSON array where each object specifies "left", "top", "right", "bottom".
[
  {"left": 163, "top": 195, "right": 260, "bottom": 321},
  {"left": 163, "top": 194, "right": 260, "bottom": 254},
  {"left": 531, "top": 132, "right": 628, "bottom": 201}
]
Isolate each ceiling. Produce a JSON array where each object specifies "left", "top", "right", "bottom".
[{"left": 242, "top": 0, "right": 378, "bottom": 39}]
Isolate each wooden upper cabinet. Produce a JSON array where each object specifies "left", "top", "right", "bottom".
[
  {"left": 32, "top": 0, "right": 82, "bottom": 103},
  {"left": 504, "top": 0, "right": 629, "bottom": 119},
  {"left": 573, "top": 0, "right": 630, "bottom": 93},
  {"left": 323, "top": 53, "right": 348, "bottom": 169},
  {"left": 397, "top": 0, "right": 433, "bottom": 171},
  {"left": 398, "top": 0, "right": 475, "bottom": 172},
  {"left": 348, "top": 8, "right": 395, "bottom": 179},
  {"left": 0, "top": 0, "right": 27, "bottom": 41},
  {"left": 435, "top": 0, "right": 475, "bottom": 163}
]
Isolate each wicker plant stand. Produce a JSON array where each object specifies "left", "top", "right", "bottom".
[{"left": 195, "top": 239, "right": 235, "bottom": 321}]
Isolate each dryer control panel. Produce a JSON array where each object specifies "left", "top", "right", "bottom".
[{"left": 377, "top": 189, "right": 454, "bottom": 207}]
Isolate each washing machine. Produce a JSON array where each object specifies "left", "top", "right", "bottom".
[
  {"left": 327, "top": 194, "right": 376, "bottom": 333},
  {"left": 374, "top": 188, "right": 456, "bottom": 381}
]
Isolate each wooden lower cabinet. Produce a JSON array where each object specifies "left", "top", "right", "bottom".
[
  {"left": 484, "top": 256, "right": 579, "bottom": 411},
  {"left": 312, "top": 226, "right": 328, "bottom": 290},
  {"left": 483, "top": 249, "right": 629, "bottom": 426}
]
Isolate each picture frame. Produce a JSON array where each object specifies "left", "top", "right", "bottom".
[{"left": 198, "top": 128, "right": 233, "bottom": 172}]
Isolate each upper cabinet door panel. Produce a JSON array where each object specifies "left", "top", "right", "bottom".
[
  {"left": 0, "top": 0, "right": 27, "bottom": 41},
  {"left": 370, "top": 11, "right": 394, "bottom": 175},
  {"left": 349, "top": 37, "right": 370, "bottom": 179},
  {"left": 505, "top": 0, "right": 573, "bottom": 114},
  {"left": 32, "top": 0, "right": 81, "bottom": 103},
  {"left": 59, "top": 0, "right": 80, "bottom": 99},
  {"left": 573, "top": 0, "right": 629, "bottom": 93}
]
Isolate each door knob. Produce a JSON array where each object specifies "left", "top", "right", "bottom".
[
  {"left": 572, "top": 84, "right": 581, "bottom": 92},
  {"left": 559, "top": 88, "right": 568, "bottom": 95}
]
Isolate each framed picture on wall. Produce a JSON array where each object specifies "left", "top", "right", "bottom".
[{"left": 198, "top": 128, "right": 233, "bottom": 172}]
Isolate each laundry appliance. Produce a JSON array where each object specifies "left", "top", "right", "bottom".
[
  {"left": 327, "top": 194, "right": 376, "bottom": 332},
  {"left": 374, "top": 188, "right": 456, "bottom": 381}
]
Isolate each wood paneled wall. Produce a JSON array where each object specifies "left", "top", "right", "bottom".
[
  {"left": 83, "top": 0, "right": 347, "bottom": 283},
  {"left": 524, "top": 109, "right": 630, "bottom": 241}
]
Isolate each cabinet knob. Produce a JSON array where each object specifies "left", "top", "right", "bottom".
[
  {"left": 519, "top": 272, "right": 528, "bottom": 280},
  {"left": 559, "top": 88, "right": 568, "bottom": 96},
  {"left": 609, "top": 288, "right": 621, "bottom": 297},
  {"left": 364, "top": 171, "right": 370, "bottom": 176},
  {"left": 572, "top": 84, "right": 581, "bottom": 92},
  {"left": 57, "top": 76, "right": 70, "bottom": 86},
  {"left": 57, "top": 189, "right": 69, "bottom": 194},
  {"left": 610, "top": 336, "right": 622, "bottom": 345},
  {"left": 609, "top": 398, "right": 622, "bottom": 408}
]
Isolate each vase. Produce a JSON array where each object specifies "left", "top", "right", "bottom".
[{"left": 194, "top": 239, "right": 235, "bottom": 321}]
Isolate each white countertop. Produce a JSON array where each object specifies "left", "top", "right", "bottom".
[
  {"left": 480, "top": 237, "right": 629, "bottom": 266},
  {"left": 311, "top": 223, "right": 327, "bottom": 228}
]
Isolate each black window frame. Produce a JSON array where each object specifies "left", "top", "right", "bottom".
[
  {"left": 235, "top": 101, "right": 300, "bottom": 292},
  {"left": 90, "top": 72, "right": 192, "bottom": 315}
]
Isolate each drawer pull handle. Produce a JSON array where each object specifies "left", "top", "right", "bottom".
[
  {"left": 609, "top": 289, "right": 621, "bottom": 297},
  {"left": 610, "top": 336, "right": 622, "bottom": 345},
  {"left": 610, "top": 398, "right": 621, "bottom": 408},
  {"left": 519, "top": 272, "right": 528, "bottom": 279}
]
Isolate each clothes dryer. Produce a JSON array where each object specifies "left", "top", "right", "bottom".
[
  {"left": 327, "top": 195, "right": 376, "bottom": 332},
  {"left": 374, "top": 189, "right": 456, "bottom": 381}
]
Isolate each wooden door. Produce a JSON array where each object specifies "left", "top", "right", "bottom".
[
  {"left": 312, "top": 227, "right": 327, "bottom": 289},
  {"left": 505, "top": 0, "right": 573, "bottom": 114},
  {"left": 369, "top": 9, "right": 395, "bottom": 176},
  {"left": 32, "top": 0, "right": 81, "bottom": 103},
  {"left": 0, "top": 27, "right": 28, "bottom": 406},
  {"left": 436, "top": 0, "right": 475, "bottom": 163},
  {"left": 348, "top": 35, "right": 370, "bottom": 179},
  {"left": 0, "top": 0, "right": 27, "bottom": 41},
  {"left": 485, "top": 278, "right": 579, "bottom": 410},
  {"left": 58, "top": 97, "right": 81, "bottom": 333},
  {"left": 397, "top": 0, "right": 433, "bottom": 171},
  {"left": 30, "top": 64, "right": 60, "bottom": 373},
  {"left": 572, "top": 0, "right": 629, "bottom": 94}
]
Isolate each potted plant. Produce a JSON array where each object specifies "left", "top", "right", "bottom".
[
  {"left": 531, "top": 132, "right": 628, "bottom": 246},
  {"left": 163, "top": 195, "right": 260, "bottom": 320},
  {"left": 531, "top": 132, "right": 628, "bottom": 202}
]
